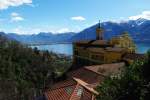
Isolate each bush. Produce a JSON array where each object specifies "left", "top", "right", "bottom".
[{"left": 96, "top": 50, "right": 150, "bottom": 100}]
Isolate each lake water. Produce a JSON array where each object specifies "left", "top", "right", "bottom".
[
  {"left": 136, "top": 43, "right": 150, "bottom": 54},
  {"left": 31, "top": 44, "right": 73, "bottom": 55},
  {"left": 31, "top": 43, "right": 150, "bottom": 55}
]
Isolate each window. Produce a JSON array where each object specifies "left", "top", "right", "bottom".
[
  {"left": 74, "top": 50, "right": 78, "bottom": 55},
  {"left": 77, "top": 87, "right": 83, "bottom": 96},
  {"left": 65, "top": 87, "right": 73, "bottom": 95},
  {"left": 92, "top": 54, "right": 104, "bottom": 61}
]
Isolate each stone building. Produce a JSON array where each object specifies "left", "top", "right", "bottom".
[{"left": 73, "top": 22, "right": 136, "bottom": 66}]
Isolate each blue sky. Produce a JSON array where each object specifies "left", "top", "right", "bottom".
[{"left": 0, "top": 0, "right": 150, "bottom": 34}]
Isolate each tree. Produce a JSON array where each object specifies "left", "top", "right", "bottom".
[
  {"left": 0, "top": 34, "right": 72, "bottom": 100},
  {"left": 96, "top": 50, "right": 150, "bottom": 100}
]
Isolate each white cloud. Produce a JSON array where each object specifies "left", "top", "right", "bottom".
[
  {"left": 71, "top": 16, "right": 86, "bottom": 21},
  {"left": 11, "top": 12, "right": 24, "bottom": 22},
  {"left": 27, "top": 3, "right": 38, "bottom": 8},
  {"left": 11, "top": 12, "right": 19, "bottom": 17},
  {"left": 11, "top": 16, "right": 24, "bottom": 22},
  {"left": 0, "top": 0, "right": 32, "bottom": 10},
  {"left": 13, "top": 27, "right": 24, "bottom": 34},
  {"left": 57, "top": 28, "right": 70, "bottom": 33},
  {"left": 5, "top": 26, "right": 75, "bottom": 35},
  {"left": 10, "top": 26, "right": 44, "bottom": 35},
  {"left": 129, "top": 11, "right": 150, "bottom": 20}
]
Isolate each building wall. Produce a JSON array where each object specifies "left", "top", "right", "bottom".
[
  {"left": 73, "top": 46, "right": 105, "bottom": 66},
  {"left": 104, "top": 52, "right": 122, "bottom": 63},
  {"left": 73, "top": 44, "right": 124, "bottom": 66},
  {"left": 73, "top": 33, "right": 134, "bottom": 66},
  {"left": 109, "top": 33, "right": 136, "bottom": 53}
]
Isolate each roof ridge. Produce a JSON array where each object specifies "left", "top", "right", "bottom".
[
  {"left": 73, "top": 77, "right": 99, "bottom": 95},
  {"left": 84, "top": 66, "right": 106, "bottom": 77},
  {"left": 84, "top": 62, "right": 125, "bottom": 77}
]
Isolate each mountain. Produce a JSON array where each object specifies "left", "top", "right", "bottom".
[
  {"left": 0, "top": 32, "right": 6, "bottom": 36},
  {"left": 71, "top": 18, "right": 150, "bottom": 43},
  {"left": 1, "top": 18, "right": 150, "bottom": 44},
  {"left": 7, "top": 32, "right": 75, "bottom": 44}
]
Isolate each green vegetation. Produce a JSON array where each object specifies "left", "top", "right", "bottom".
[
  {"left": 96, "top": 50, "right": 150, "bottom": 100},
  {"left": 0, "top": 35, "right": 72, "bottom": 100}
]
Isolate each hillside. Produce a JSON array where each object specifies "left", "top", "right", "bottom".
[
  {"left": 0, "top": 34, "right": 71, "bottom": 100},
  {"left": 1, "top": 18, "right": 150, "bottom": 44},
  {"left": 6, "top": 32, "right": 75, "bottom": 44},
  {"left": 71, "top": 18, "right": 150, "bottom": 43}
]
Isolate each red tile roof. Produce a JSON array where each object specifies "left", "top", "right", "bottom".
[
  {"left": 67, "top": 67, "right": 104, "bottom": 84},
  {"left": 74, "top": 40, "right": 108, "bottom": 45},
  {"left": 45, "top": 68, "right": 100, "bottom": 100},
  {"left": 85, "top": 62, "right": 125, "bottom": 76},
  {"left": 81, "top": 88, "right": 93, "bottom": 100},
  {"left": 45, "top": 85, "right": 76, "bottom": 100},
  {"left": 45, "top": 79, "right": 97, "bottom": 100},
  {"left": 45, "top": 63, "right": 124, "bottom": 100},
  {"left": 73, "top": 77, "right": 99, "bottom": 95},
  {"left": 69, "top": 84, "right": 82, "bottom": 100},
  {"left": 49, "top": 79, "right": 76, "bottom": 90}
]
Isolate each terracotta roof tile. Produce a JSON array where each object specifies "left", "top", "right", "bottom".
[
  {"left": 45, "top": 85, "right": 76, "bottom": 100},
  {"left": 67, "top": 67, "right": 104, "bottom": 84},
  {"left": 69, "top": 84, "right": 82, "bottom": 100},
  {"left": 73, "top": 77, "right": 99, "bottom": 95},
  {"left": 50, "top": 79, "right": 76, "bottom": 90},
  {"left": 45, "top": 63, "right": 125, "bottom": 100},
  {"left": 91, "top": 40, "right": 108, "bottom": 45},
  {"left": 81, "top": 88, "right": 93, "bottom": 100},
  {"left": 74, "top": 40, "right": 109, "bottom": 46},
  {"left": 85, "top": 62, "right": 125, "bottom": 76},
  {"left": 74, "top": 40, "right": 92, "bottom": 44}
]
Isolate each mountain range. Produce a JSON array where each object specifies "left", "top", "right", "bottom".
[
  {"left": 70, "top": 18, "right": 150, "bottom": 43},
  {"left": 3, "top": 32, "right": 75, "bottom": 44},
  {"left": 1, "top": 18, "right": 150, "bottom": 44}
]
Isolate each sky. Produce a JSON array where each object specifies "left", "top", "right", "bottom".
[{"left": 0, "top": 0, "right": 150, "bottom": 35}]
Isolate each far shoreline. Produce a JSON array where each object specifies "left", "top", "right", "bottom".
[{"left": 26, "top": 42, "right": 72, "bottom": 46}]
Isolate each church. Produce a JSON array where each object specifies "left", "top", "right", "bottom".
[
  {"left": 44, "top": 21, "right": 144, "bottom": 100},
  {"left": 73, "top": 21, "right": 136, "bottom": 66}
]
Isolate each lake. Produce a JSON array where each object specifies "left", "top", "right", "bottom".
[
  {"left": 31, "top": 43, "right": 150, "bottom": 55},
  {"left": 136, "top": 43, "right": 150, "bottom": 54},
  {"left": 31, "top": 44, "right": 73, "bottom": 55}
]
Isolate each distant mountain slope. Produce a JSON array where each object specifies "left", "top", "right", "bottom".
[
  {"left": 1, "top": 18, "right": 150, "bottom": 44},
  {"left": 71, "top": 18, "right": 150, "bottom": 43},
  {"left": 7, "top": 32, "right": 75, "bottom": 44},
  {"left": 0, "top": 32, "right": 6, "bottom": 36}
]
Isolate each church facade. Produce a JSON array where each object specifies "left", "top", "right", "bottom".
[{"left": 73, "top": 22, "right": 136, "bottom": 66}]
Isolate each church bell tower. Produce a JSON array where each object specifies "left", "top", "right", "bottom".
[{"left": 96, "top": 20, "right": 104, "bottom": 40}]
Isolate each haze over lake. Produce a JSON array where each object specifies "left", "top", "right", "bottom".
[{"left": 31, "top": 43, "right": 149, "bottom": 55}]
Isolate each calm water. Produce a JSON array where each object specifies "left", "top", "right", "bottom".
[
  {"left": 136, "top": 43, "right": 150, "bottom": 54},
  {"left": 31, "top": 43, "right": 150, "bottom": 55},
  {"left": 31, "top": 44, "right": 73, "bottom": 55}
]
